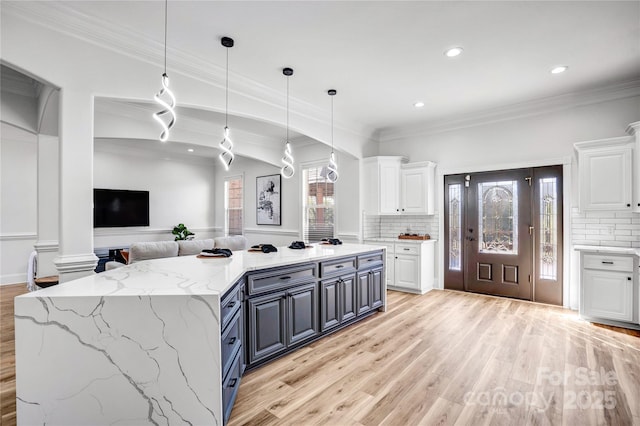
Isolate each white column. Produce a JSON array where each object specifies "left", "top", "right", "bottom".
[
  {"left": 53, "top": 88, "right": 98, "bottom": 282},
  {"left": 34, "top": 134, "right": 59, "bottom": 278}
]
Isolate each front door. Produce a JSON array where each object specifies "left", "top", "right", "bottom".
[
  {"left": 466, "top": 169, "right": 532, "bottom": 299},
  {"left": 444, "top": 166, "right": 563, "bottom": 304}
]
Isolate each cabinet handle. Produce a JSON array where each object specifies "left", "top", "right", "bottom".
[
  {"left": 227, "top": 301, "right": 236, "bottom": 308},
  {"left": 280, "top": 276, "right": 291, "bottom": 280},
  {"left": 601, "top": 261, "right": 614, "bottom": 265},
  {"left": 628, "top": 277, "right": 632, "bottom": 281},
  {"left": 637, "top": 203, "right": 640, "bottom": 207},
  {"left": 396, "top": 209, "right": 399, "bottom": 212},
  {"left": 228, "top": 337, "right": 236, "bottom": 345},
  {"left": 403, "top": 248, "right": 410, "bottom": 251},
  {"left": 627, "top": 204, "right": 631, "bottom": 207},
  {"left": 336, "top": 265, "right": 344, "bottom": 269},
  {"left": 229, "top": 378, "right": 238, "bottom": 388},
  {"left": 402, "top": 209, "right": 405, "bottom": 212},
  {"left": 367, "top": 258, "right": 374, "bottom": 262}
]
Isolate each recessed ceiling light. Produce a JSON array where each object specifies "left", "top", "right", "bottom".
[
  {"left": 444, "top": 47, "right": 463, "bottom": 58},
  {"left": 187, "top": 148, "right": 194, "bottom": 152},
  {"left": 414, "top": 101, "right": 425, "bottom": 108},
  {"left": 551, "top": 66, "right": 568, "bottom": 74}
]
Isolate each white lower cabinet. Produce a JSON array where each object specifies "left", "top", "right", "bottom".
[
  {"left": 578, "top": 250, "right": 639, "bottom": 328},
  {"left": 366, "top": 240, "right": 435, "bottom": 294},
  {"left": 582, "top": 269, "right": 633, "bottom": 322}
]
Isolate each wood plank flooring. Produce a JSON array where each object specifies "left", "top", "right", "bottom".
[
  {"left": 229, "top": 290, "right": 640, "bottom": 426},
  {"left": 1, "top": 286, "right": 639, "bottom": 425},
  {"left": 1, "top": 283, "right": 28, "bottom": 426}
]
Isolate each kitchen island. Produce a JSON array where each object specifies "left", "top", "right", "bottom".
[{"left": 14, "top": 243, "right": 385, "bottom": 425}]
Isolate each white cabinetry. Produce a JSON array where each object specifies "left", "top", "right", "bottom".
[
  {"left": 575, "top": 137, "right": 634, "bottom": 211},
  {"left": 626, "top": 121, "right": 640, "bottom": 213},
  {"left": 363, "top": 157, "right": 436, "bottom": 215},
  {"left": 365, "top": 240, "right": 435, "bottom": 294},
  {"left": 578, "top": 250, "right": 639, "bottom": 328}
]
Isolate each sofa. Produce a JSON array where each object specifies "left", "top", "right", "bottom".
[{"left": 105, "top": 236, "right": 248, "bottom": 270}]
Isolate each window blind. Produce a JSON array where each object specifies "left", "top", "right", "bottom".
[{"left": 303, "top": 166, "right": 335, "bottom": 242}]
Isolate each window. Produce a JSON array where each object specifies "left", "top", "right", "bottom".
[
  {"left": 539, "top": 177, "right": 558, "bottom": 280},
  {"left": 448, "top": 183, "right": 462, "bottom": 270},
  {"left": 224, "top": 176, "right": 243, "bottom": 236},
  {"left": 302, "top": 165, "right": 335, "bottom": 242}
]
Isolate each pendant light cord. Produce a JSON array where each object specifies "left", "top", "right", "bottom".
[
  {"left": 225, "top": 47, "right": 229, "bottom": 128},
  {"left": 330, "top": 95, "right": 334, "bottom": 154},
  {"left": 163, "top": 0, "right": 168, "bottom": 74},
  {"left": 286, "top": 76, "right": 290, "bottom": 142}
]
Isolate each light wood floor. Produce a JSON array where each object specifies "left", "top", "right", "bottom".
[
  {"left": 229, "top": 290, "right": 640, "bottom": 426},
  {"left": 1, "top": 286, "right": 639, "bottom": 426},
  {"left": 1, "top": 283, "right": 27, "bottom": 426}
]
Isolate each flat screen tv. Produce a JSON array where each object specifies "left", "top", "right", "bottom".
[{"left": 94, "top": 189, "right": 149, "bottom": 228}]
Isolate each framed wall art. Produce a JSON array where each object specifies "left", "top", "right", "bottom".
[{"left": 256, "top": 174, "right": 281, "bottom": 225}]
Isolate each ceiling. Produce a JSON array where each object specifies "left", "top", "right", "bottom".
[{"left": 55, "top": 0, "right": 639, "bottom": 137}]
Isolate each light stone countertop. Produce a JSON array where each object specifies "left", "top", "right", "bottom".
[
  {"left": 573, "top": 245, "right": 640, "bottom": 257},
  {"left": 19, "top": 243, "right": 387, "bottom": 299},
  {"left": 364, "top": 238, "right": 437, "bottom": 244}
]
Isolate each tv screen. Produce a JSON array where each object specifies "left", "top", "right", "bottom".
[{"left": 94, "top": 189, "right": 149, "bottom": 228}]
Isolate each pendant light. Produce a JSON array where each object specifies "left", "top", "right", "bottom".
[
  {"left": 280, "top": 67, "right": 295, "bottom": 179},
  {"left": 153, "top": 0, "right": 177, "bottom": 142},
  {"left": 218, "top": 36, "right": 235, "bottom": 171},
  {"left": 325, "top": 89, "right": 339, "bottom": 183}
]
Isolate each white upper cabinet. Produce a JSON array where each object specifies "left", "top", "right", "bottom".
[
  {"left": 362, "top": 156, "right": 436, "bottom": 215},
  {"left": 626, "top": 121, "right": 640, "bottom": 213},
  {"left": 575, "top": 136, "right": 634, "bottom": 211}
]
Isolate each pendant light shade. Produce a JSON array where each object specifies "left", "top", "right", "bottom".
[
  {"left": 218, "top": 36, "right": 235, "bottom": 171},
  {"left": 325, "top": 89, "right": 339, "bottom": 183},
  {"left": 280, "top": 67, "right": 295, "bottom": 179},
  {"left": 153, "top": 0, "right": 176, "bottom": 142}
]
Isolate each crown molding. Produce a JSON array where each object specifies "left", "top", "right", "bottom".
[
  {"left": 377, "top": 78, "right": 640, "bottom": 142},
  {"left": 3, "top": 2, "right": 374, "bottom": 148}
]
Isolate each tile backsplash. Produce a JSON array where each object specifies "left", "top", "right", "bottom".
[
  {"left": 364, "top": 213, "right": 439, "bottom": 241},
  {"left": 572, "top": 208, "right": 640, "bottom": 248}
]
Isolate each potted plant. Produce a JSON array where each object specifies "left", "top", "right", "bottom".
[{"left": 172, "top": 223, "right": 195, "bottom": 241}]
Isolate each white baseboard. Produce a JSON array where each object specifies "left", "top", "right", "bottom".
[{"left": 1, "top": 274, "right": 27, "bottom": 285}]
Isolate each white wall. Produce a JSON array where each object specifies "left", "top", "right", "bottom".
[
  {"left": 378, "top": 95, "right": 640, "bottom": 308},
  {"left": 93, "top": 146, "right": 217, "bottom": 248},
  {"left": 214, "top": 144, "right": 361, "bottom": 247},
  {"left": 1, "top": 123, "right": 38, "bottom": 284}
]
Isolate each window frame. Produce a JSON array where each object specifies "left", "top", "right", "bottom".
[
  {"left": 300, "top": 160, "right": 337, "bottom": 243},
  {"left": 224, "top": 174, "right": 244, "bottom": 236}
]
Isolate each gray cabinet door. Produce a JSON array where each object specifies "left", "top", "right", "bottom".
[
  {"left": 357, "top": 271, "right": 372, "bottom": 315},
  {"left": 320, "top": 278, "right": 340, "bottom": 331},
  {"left": 247, "top": 291, "right": 287, "bottom": 365},
  {"left": 288, "top": 283, "right": 318, "bottom": 346},
  {"left": 370, "top": 267, "right": 384, "bottom": 309},
  {"left": 341, "top": 274, "right": 357, "bottom": 322}
]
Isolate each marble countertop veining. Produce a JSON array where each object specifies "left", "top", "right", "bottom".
[
  {"left": 18, "top": 243, "right": 386, "bottom": 299},
  {"left": 574, "top": 245, "right": 640, "bottom": 256}
]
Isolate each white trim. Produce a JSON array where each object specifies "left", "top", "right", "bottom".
[
  {"left": 439, "top": 156, "right": 571, "bottom": 176},
  {"left": 244, "top": 228, "right": 300, "bottom": 237},
  {"left": 0, "top": 232, "right": 37, "bottom": 241},
  {"left": 379, "top": 79, "right": 640, "bottom": 142},
  {"left": 53, "top": 253, "right": 99, "bottom": 273},
  {"left": 563, "top": 163, "right": 574, "bottom": 309},
  {"left": 93, "top": 227, "right": 219, "bottom": 237},
  {"left": 1, "top": 274, "right": 28, "bottom": 286},
  {"left": 34, "top": 240, "right": 59, "bottom": 253}
]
